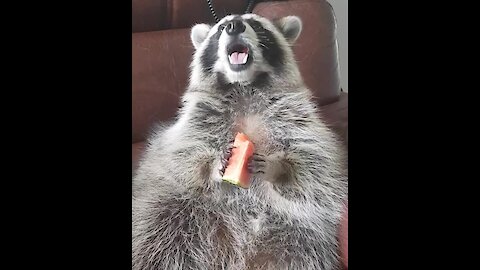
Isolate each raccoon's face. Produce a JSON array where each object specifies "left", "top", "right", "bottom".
[{"left": 190, "top": 14, "right": 302, "bottom": 85}]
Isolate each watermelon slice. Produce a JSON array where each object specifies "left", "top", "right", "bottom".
[{"left": 222, "top": 132, "right": 255, "bottom": 188}]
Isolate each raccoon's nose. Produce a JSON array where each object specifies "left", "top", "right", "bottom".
[{"left": 226, "top": 20, "right": 246, "bottom": 35}]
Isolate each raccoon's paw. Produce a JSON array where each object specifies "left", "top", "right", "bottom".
[
  {"left": 219, "top": 139, "right": 236, "bottom": 177},
  {"left": 247, "top": 153, "right": 266, "bottom": 174},
  {"left": 250, "top": 151, "right": 290, "bottom": 183}
]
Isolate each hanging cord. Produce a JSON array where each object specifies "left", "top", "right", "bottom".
[
  {"left": 206, "top": 0, "right": 255, "bottom": 23},
  {"left": 206, "top": 0, "right": 220, "bottom": 23},
  {"left": 245, "top": 0, "right": 255, "bottom": 13}
]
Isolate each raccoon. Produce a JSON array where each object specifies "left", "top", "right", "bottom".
[{"left": 132, "top": 14, "right": 348, "bottom": 270}]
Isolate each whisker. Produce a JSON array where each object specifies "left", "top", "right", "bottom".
[{"left": 258, "top": 42, "right": 269, "bottom": 49}]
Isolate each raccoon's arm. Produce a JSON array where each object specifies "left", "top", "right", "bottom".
[
  {"left": 261, "top": 97, "right": 348, "bottom": 204},
  {"left": 135, "top": 92, "right": 230, "bottom": 190},
  {"left": 262, "top": 128, "right": 346, "bottom": 195},
  {"left": 135, "top": 132, "right": 221, "bottom": 193}
]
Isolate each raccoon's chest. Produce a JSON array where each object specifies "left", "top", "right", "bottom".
[
  {"left": 228, "top": 95, "right": 270, "bottom": 152},
  {"left": 233, "top": 114, "right": 267, "bottom": 144}
]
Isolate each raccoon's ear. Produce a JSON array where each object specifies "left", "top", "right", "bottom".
[
  {"left": 275, "top": 16, "right": 302, "bottom": 44},
  {"left": 191, "top": 23, "right": 212, "bottom": 49}
]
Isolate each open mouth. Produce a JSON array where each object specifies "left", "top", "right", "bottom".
[{"left": 227, "top": 43, "right": 251, "bottom": 70}]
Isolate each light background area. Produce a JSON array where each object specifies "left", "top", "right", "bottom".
[{"left": 327, "top": 0, "right": 348, "bottom": 92}]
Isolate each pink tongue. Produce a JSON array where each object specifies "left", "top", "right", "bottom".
[{"left": 230, "top": 52, "right": 247, "bottom": 64}]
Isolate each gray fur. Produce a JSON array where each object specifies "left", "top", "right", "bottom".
[{"left": 133, "top": 14, "right": 348, "bottom": 270}]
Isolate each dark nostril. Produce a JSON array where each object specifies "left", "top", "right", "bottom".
[
  {"left": 226, "top": 20, "right": 245, "bottom": 35},
  {"left": 226, "top": 22, "right": 234, "bottom": 33}
]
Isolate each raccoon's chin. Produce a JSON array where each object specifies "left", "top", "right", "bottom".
[{"left": 224, "top": 68, "right": 256, "bottom": 84}]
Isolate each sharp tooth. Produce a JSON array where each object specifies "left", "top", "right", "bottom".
[
  {"left": 242, "top": 54, "right": 248, "bottom": 64},
  {"left": 228, "top": 54, "right": 233, "bottom": 64}
]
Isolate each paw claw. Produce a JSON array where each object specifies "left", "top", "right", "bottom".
[
  {"left": 248, "top": 153, "right": 266, "bottom": 174},
  {"left": 219, "top": 141, "right": 236, "bottom": 176}
]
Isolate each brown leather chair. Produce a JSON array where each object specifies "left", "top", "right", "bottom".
[{"left": 132, "top": 0, "right": 348, "bottom": 268}]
